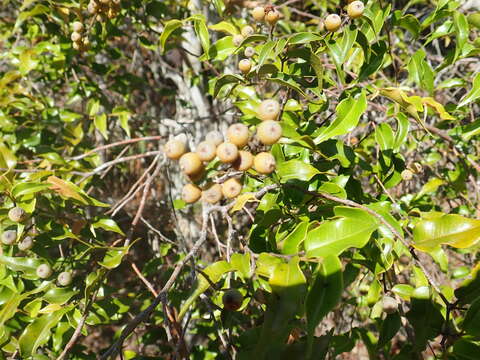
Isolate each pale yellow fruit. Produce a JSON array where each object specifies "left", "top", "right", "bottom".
[
  {"left": 252, "top": 6, "right": 265, "bottom": 21},
  {"left": 401, "top": 169, "right": 413, "bottom": 181},
  {"left": 347, "top": 1, "right": 365, "bottom": 19},
  {"left": 179, "top": 152, "right": 203, "bottom": 175},
  {"left": 382, "top": 296, "right": 399, "bottom": 314},
  {"left": 241, "top": 25, "right": 255, "bottom": 37},
  {"left": 257, "top": 120, "right": 282, "bottom": 145},
  {"left": 233, "top": 151, "right": 253, "bottom": 171},
  {"left": 244, "top": 46, "right": 255, "bottom": 58},
  {"left": 265, "top": 10, "right": 280, "bottom": 26},
  {"left": 233, "top": 34, "right": 245, "bottom": 47},
  {"left": 325, "top": 14, "right": 342, "bottom": 32},
  {"left": 222, "top": 178, "right": 242, "bottom": 199},
  {"left": 216, "top": 142, "right": 239, "bottom": 163},
  {"left": 36, "top": 264, "right": 53, "bottom": 279},
  {"left": 227, "top": 123, "right": 249, "bottom": 148},
  {"left": 254, "top": 152, "right": 276, "bottom": 174},
  {"left": 164, "top": 139, "right": 187, "bottom": 160},
  {"left": 1, "top": 230, "right": 17, "bottom": 245},
  {"left": 57, "top": 271, "right": 73, "bottom": 286},
  {"left": 71, "top": 31, "right": 82, "bottom": 42},
  {"left": 258, "top": 99, "right": 281, "bottom": 121},
  {"left": 196, "top": 141, "right": 217, "bottom": 162},
  {"left": 18, "top": 236, "right": 34, "bottom": 251},
  {"left": 205, "top": 130, "right": 223, "bottom": 146},
  {"left": 238, "top": 59, "right": 252, "bottom": 74},
  {"left": 72, "top": 21, "right": 84, "bottom": 33},
  {"left": 182, "top": 184, "right": 202, "bottom": 203},
  {"left": 202, "top": 183, "right": 223, "bottom": 204},
  {"left": 8, "top": 207, "right": 26, "bottom": 222}
]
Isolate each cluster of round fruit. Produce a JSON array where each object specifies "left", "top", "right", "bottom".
[
  {"left": 87, "top": 0, "right": 121, "bottom": 20},
  {"left": 1, "top": 206, "right": 73, "bottom": 286},
  {"left": 164, "top": 99, "right": 283, "bottom": 205},
  {"left": 324, "top": 1, "right": 365, "bottom": 32},
  {"left": 70, "top": 21, "right": 89, "bottom": 51}
]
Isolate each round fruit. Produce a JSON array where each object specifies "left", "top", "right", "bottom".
[
  {"left": 412, "top": 162, "right": 423, "bottom": 173},
  {"left": 182, "top": 183, "right": 202, "bottom": 203},
  {"left": 226, "top": 123, "right": 249, "bottom": 148},
  {"left": 233, "top": 151, "right": 254, "bottom": 171},
  {"left": 179, "top": 152, "right": 203, "bottom": 175},
  {"left": 216, "top": 142, "right": 239, "bottom": 163},
  {"left": 165, "top": 139, "right": 187, "bottom": 160},
  {"left": 382, "top": 296, "right": 399, "bottom": 314},
  {"left": 254, "top": 152, "right": 276, "bottom": 174},
  {"left": 205, "top": 130, "right": 223, "bottom": 146},
  {"left": 233, "top": 34, "right": 244, "bottom": 47},
  {"left": 71, "top": 31, "right": 82, "bottom": 42},
  {"left": 72, "top": 42, "right": 82, "bottom": 51},
  {"left": 241, "top": 25, "right": 255, "bottom": 37},
  {"left": 244, "top": 46, "right": 255, "bottom": 58},
  {"left": 238, "top": 59, "right": 252, "bottom": 74},
  {"left": 202, "top": 183, "right": 223, "bottom": 204},
  {"left": 325, "top": 14, "right": 342, "bottom": 32},
  {"left": 265, "top": 10, "right": 280, "bottom": 26},
  {"left": 18, "top": 236, "right": 34, "bottom": 251},
  {"left": 72, "top": 21, "right": 84, "bottom": 33},
  {"left": 222, "top": 178, "right": 242, "bottom": 199},
  {"left": 57, "top": 271, "right": 73, "bottom": 286},
  {"left": 1, "top": 230, "right": 17, "bottom": 245},
  {"left": 87, "top": 1, "right": 97, "bottom": 14},
  {"left": 257, "top": 120, "right": 282, "bottom": 145},
  {"left": 222, "top": 289, "right": 243, "bottom": 311},
  {"left": 252, "top": 6, "right": 265, "bottom": 21},
  {"left": 196, "top": 141, "right": 217, "bottom": 162},
  {"left": 347, "top": 1, "right": 365, "bottom": 19},
  {"left": 36, "top": 264, "right": 53, "bottom": 279},
  {"left": 8, "top": 207, "right": 26, "bottom": 222},
  {"left": 258, "top": 99, "right": 281, "bottom": 121},
  {"left": 401, "top": 169, "right": 413, "bottom": 181}
]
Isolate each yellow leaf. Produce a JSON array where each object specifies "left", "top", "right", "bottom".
[
  {"left": 38, "top": 303, "right": 62, "bottom": 314},
  {"left": 422, "top": 97, "right": 455, "bottom": 120},
  {"left": 230, "top": 193, "right": 259, "bottom": 214},
  {"left": 47, "top": 176, "right": 84, "bottom": 202}
]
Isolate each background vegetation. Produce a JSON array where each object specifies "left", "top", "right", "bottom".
[{"left": 1, "top": 0, "right": 480, "bottom": 358}]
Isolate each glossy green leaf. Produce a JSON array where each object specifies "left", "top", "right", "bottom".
[
  {"left": 455, "top": 263, "right": 480, "bottom": 305},
  {"left": 276, "top": 159, "right": 320, "bottom": 182},
  {"left": 208, "top": 21, "right": 238, "bottom": 35},
  {"left": 413, "top": 214, "right": 480, "bottom": 252},
  {"left": 458, "top": 72, "right": 480, "bottom": 107},
  {"left": 282, "top": 221, "right": 309, "bottom": 255},
  {"left": 462, "top": 296, "right": 480, "bottom": 336},
  {"left": 159, "top": 19, "right": 183, "bottom": 52},
  {"left": 91, "top": 218, "right": 125, "bottom": 235},
  {"left": 12, "top": 182, "right": 50, "bottom": 198},
  {"left": 306, "top": 256, "right": 343, "bottom": 356},
  {"left": 377, "top": 312, "right": 401, "bottom": 349},
  {"left": 98, "top": 247, "right": 129, "bottom": 269}
]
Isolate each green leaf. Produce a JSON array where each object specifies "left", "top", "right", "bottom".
[
  {"left": 229, "top": 253, "right": 251, "bottom": 278},
  {"left": 12, "top": 182, "right": 50, "bottom": 198},
  {"left": 91, "top": 218, "right": 125, "bottom": 235},
  {"left": 0, "top": 292, "right": 25, "bottom": 327},
  {"left": 455, "top": 263, "right": 480, "bottom": 305},
  {"left": 208, "top": 21, "right": 238, "bottom": 35},
  {"left": 255, "top": 253, "right": 283, "bottom": 278},
  {"left": 179, "top": 261, "right": 232, "bottom": 319},
  {"left": 314, "top": 91, "right": 367, "bottom": 144},
  {"left": 415, "top": 178, "right": 444, "bottom": 199},
  {"left": 377, "top": 312, "right": 401, "bottom": 349},
  {"left": 407, "top": 49, "right": 434, "bottom": 94},
  {"left": 406, "top": 294, "right": 443, "bottom": 351},
  {"left": 19, "top": 307, "right": 71, "bottom": 356},
  {"left": 98, "top": 247, "right": 129, "bottom": 269},
  {"left": 306, "top": 256, "right": 343, "bottom": 356},
  {"left": 193, "top": 16, "right": 210, "bottom": 58},
  {"left": 159, "top": 19, "right": 183, "bottom": 52},
  {"left": 375, "top": 123, "right": 395, "bottom": 150},
  {"left": 458, "top": 72, "right": 480, "bottom": 107},
  {"left": 453, "top": 12, "right": 469, "bottom": 62},
  {"left": 277, "top": 159, "right": 320, "bottom": 182},
  {"left": 47, "top": 176, "right": 109, "bottom": 207},
  {"left": 94, "top": 113, "right": 108, "bottom": 140},
  {"left": 0, "top": 255, "right": 43, "bottom": 276},
  {"left": 282, "top": 221, "right": 309, "bottom": 255},
  {"left": 213, "top": 74, "right": 244, "bottom": 98},
  {"left": 305, "top": 207, "right": 378, "bottom": 258},
  {"left": 43, "top": 288, "right": 78, "bottom": 305},
  {"left": 257, "top": 41, "right": 276, "bottom": 69},
  {"left": 412, "top": 214, "right": 480, "bottom": 252},
  {"left": 288, "top": 32, "right": 323, "bottom": 45},
  {"left": 453, "top": 339, "right": 480, "bottom": 359},
  {"left": 462, "top": 296, "right": 480, "bottom": 336}
]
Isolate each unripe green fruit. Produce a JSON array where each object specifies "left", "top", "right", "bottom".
[
  {"left": 265, "top": 10, "right": 280, "bottom": 26},
  {"left": 257, "top": 120, "right": 282, "bottom": 145},
  {"left": 71, "top": 31, "right": 82, "bottom": 42},
  {"left": 57, "top": 271, "right": 73, "bottom": 286},
  {"left": 258, "top": 99, "right": 281, "bottom": 121},
  {"left": 401, "top": 169, "right": 413, "bottom": 181},
  {"left": 325, "top": 14, "right": 342, "bottom": 32},
  {"left": 182, "top": 183, "right": 202, "bottom": 203},
  {"left": 1, "top": 230, "right": 17, "bottom": 245},
  {"left": 238, "top": 59, "right": 252, "bottom": 74},
  {"left": 179, "top": 152, "right": 203, "bottom": 175},
  {"left": 222, "top": 178, "right": 242, "bottom": 199},
  {"left": 227, "top": 123, "right": 249, "bottom": 148},
  {"left": 165, "top": 139, "right": 187, "bottom": 160},
  {"left": 202, "top": 183, "right": 223, "bottom": 204},
  {"left": 254, "top": 152, "right": 276, "bottom": 174},
  {"left": 216, "top": 142, "right": 239, "bottom": 164},
  {"left": 72, "top": 21, "right": 84, "bottom": 33},
  {"left": 18, "top": 236, "right": 34, "bottom": 251},
  {"left": 222, "top": 289, "right": 243, "bottom": 311},
  {"left": 347, "top": 1, "right": 365, "bottom": 19},
  {"left": 233, "top": 34, "right": 244, "bottom": 47},
  {"left": 8, "top": 207, "right": 26, "bottom": 222},
  {"left": 252, "top": 6, "right": 265, "bottom": 21},
  {"left": 196, "top": 141, "right": 217, "bottom": 162},
  {"left": 382, "top": 296, "right": 398, "bottom": 314},
  {"left": 233, "top": 151, "right": 253, "bottom": 171},
  {"left": 241, "top": 25, "right": 255, "bottom": 37},
  {"left": 244, "top": 46, "right": 255, "bottom": 58},
  {"left": 205, "top": 131, "right": 223, "bottom": 146},
  {"left": 36, "top": 264, "right": 53, "bottom": 279}
]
